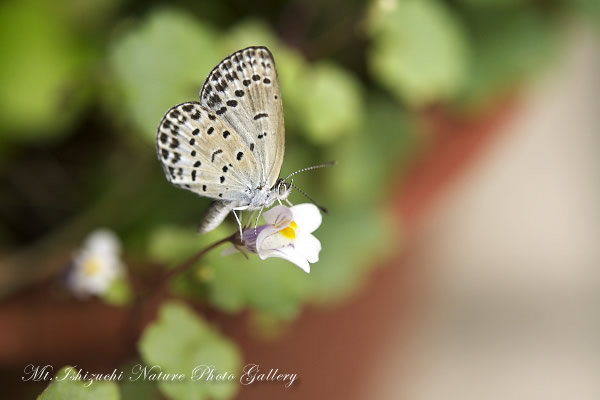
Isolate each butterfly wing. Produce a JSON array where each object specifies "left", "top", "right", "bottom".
[
  {"left": 199, "top": 46, "right": 285, "bottom": 189},
  {"left": 156, "top": 101, "right": 261, "bottom": 202}
]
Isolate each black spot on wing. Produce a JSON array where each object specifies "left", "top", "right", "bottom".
[
  {"left": 254, "top": 113, "right": 268, "bottom": 120},
  {"left": 211, "top": 149, "right": 223, "bottom": 162}
]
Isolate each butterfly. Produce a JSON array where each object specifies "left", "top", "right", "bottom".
[{"left": 156, "top": 46, "right": 293, "bottom": 234}]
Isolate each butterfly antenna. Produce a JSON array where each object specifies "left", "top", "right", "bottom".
[
  {"left": 284, "top": 161, "right": 336, "bottom": 181},
  {"left": 291, "top": 184, "right": 328, "bottom": 214}
]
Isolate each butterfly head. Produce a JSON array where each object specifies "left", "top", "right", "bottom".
[{"left": 274, "top": 179, "right": 293, "bottom": 201}]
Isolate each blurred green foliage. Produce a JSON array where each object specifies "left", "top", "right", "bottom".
[
  {"left": 458, "top": 5, "right": 558, "bottom": 108},
  {"left": 0, "top": 0, "right": 96, "bottom": 142},
  {"left": 138, "top": 302, "right": 241, "bottom": 400},
  {"left": 38, "top": 366, "right": 120, "bottom": 400},
  {"left": 0, "top": 0, "right": 593, "bottom": 398},
  {"left": 109, "top": 9, "right": 220, "bottom": 141},
  {"left": 368, "top": 0, "right": 469, "bottom": 106}
]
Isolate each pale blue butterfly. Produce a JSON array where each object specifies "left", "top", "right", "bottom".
[{"left": 157, "top": 46, "right": 328, "bottom": 235}]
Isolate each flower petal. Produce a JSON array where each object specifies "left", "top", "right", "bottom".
[
  {"left": 294, "top": 233, "right": 321, "bottom": 263},
  {"left": 86, "top": 229, "right": 121, "bottom": 255},
  {"left": 262, "top": 205, "right": 293, "bottom": 227},
  {"left": 259, "top": 232, "right": 293, "bottom": 252},
  {"left": 290, "top": 204, "right": 322, "bottom": 233},
  {"left": 259, "top": 247, "right": 311, "bottom": 273},
  {"left": 256, "top": 225, "right": 285, "bottom": 251}
]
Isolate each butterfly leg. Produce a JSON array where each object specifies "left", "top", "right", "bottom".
[
  {"left": 254, "top": 205, "right": 265, "bottom": 236},
  {"left": 232, "top": 209, "right": 244, "bottom": 240},
  {"left": 285, "top": 199, "right": 293, "bottom": 207}
]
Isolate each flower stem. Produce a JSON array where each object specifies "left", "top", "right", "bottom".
[
  {"left": 158, "top": 234, "right": 234, "bottom": 291},
  {"left": 127, "top": 233, "right": 235, "bottom": 339}
]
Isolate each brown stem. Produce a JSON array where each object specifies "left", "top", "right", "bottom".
[
  {"left": 155, "top": 234, "right": 235, "bottom": 296},
  {"left": 127, "top": 233, "right": 236, "bottom": 341}
]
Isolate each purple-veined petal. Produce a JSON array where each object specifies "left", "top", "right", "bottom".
[
  {"left": 262, "top": 205, "right": 293, "bottom": 227},
  {"left": 256, "top": 225, "right": 285, "bottom": 251}
]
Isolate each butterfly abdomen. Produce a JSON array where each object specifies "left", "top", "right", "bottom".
[{"left": 197, "top": 200, "right": 234, "bottom": 233}]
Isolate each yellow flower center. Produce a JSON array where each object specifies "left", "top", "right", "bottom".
[
  {"left": 280, "top": 220, "right": 298, "bottom": 240},
  {"left": 83, "top": 257, "right": 102, "bottom": 277}
]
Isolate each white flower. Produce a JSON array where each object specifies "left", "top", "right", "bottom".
[
  {"left": 67, "top": 229, "right": 125, "bottom": 298},
  {"left": 241, "top": 204, "right": 322, "bottom": 273}
]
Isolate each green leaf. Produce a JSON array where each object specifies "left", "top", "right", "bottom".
[
  {"left": 367, "top": 0, "right": 469, "bottom": 106},
  {"left": 308, "top": 205, "right": 397, "bottom": 304},
  {"left": 147, "top": 223, "right": 232, "bottom": 265},
  {"left": 572, "top": 0, "right": 600, "bottom": 27},
  {"left": 38, "top": 366, "right": 120, "bottom": 400},
  {"left": 296, "top": 62, "right": 364, "bottom": 144},
  {"left": 138, "top": 302, "right": 241, "bottom": 400},
  {"left": 101, "top": 276, "right": 133, "bottom": 306},
  {"left": 458, "top": 0, "right": 531, "bottom": 7},
  {"left": 0, "top": 0, "right": 95, "bottom": 141},
  {"left": 325, "top": 93, "right": 418, "bottom": 207},
  {"left": 458, "top": 7, "right": 557, "bottom": 108},
  {"left": 205, "top": 251, "right": 312, "bottom": 318},
  {"left": 119, "top": 376, "right": 160, "bottom": 400},
  {"left": 108, "top": 9, "right": 220, "bottom": 142},
  {"left": 201, "top": 205, "right": 398, "bottom": 316}
]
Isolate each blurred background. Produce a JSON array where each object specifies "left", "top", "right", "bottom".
[{"left": 0, "top": 0, "right": 598, "bottom": 399}]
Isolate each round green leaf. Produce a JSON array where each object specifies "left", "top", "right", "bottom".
[
  {"left": 138, "top": 302, "right": 241, "bottom": 400},
  {"left": 458, "top": 7, "right": 557, "bottom": 107},
  {"left": 205, "top": 251, "right": 312, "bottom": 318},
  {"left": 108, "top": 9, "right": 219, "bottom": 142},
  {"left": 368, "top": 0, "right": 469, "bottom": 106},
  {"left": 297, "top": 62, "right": 364, "bottom": 144},
  {"left": 38, "top": 366, "right": 120, "bottom": 400},
  {"left": 0, "top": 0, "right": 94, "bottom": 141}
]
